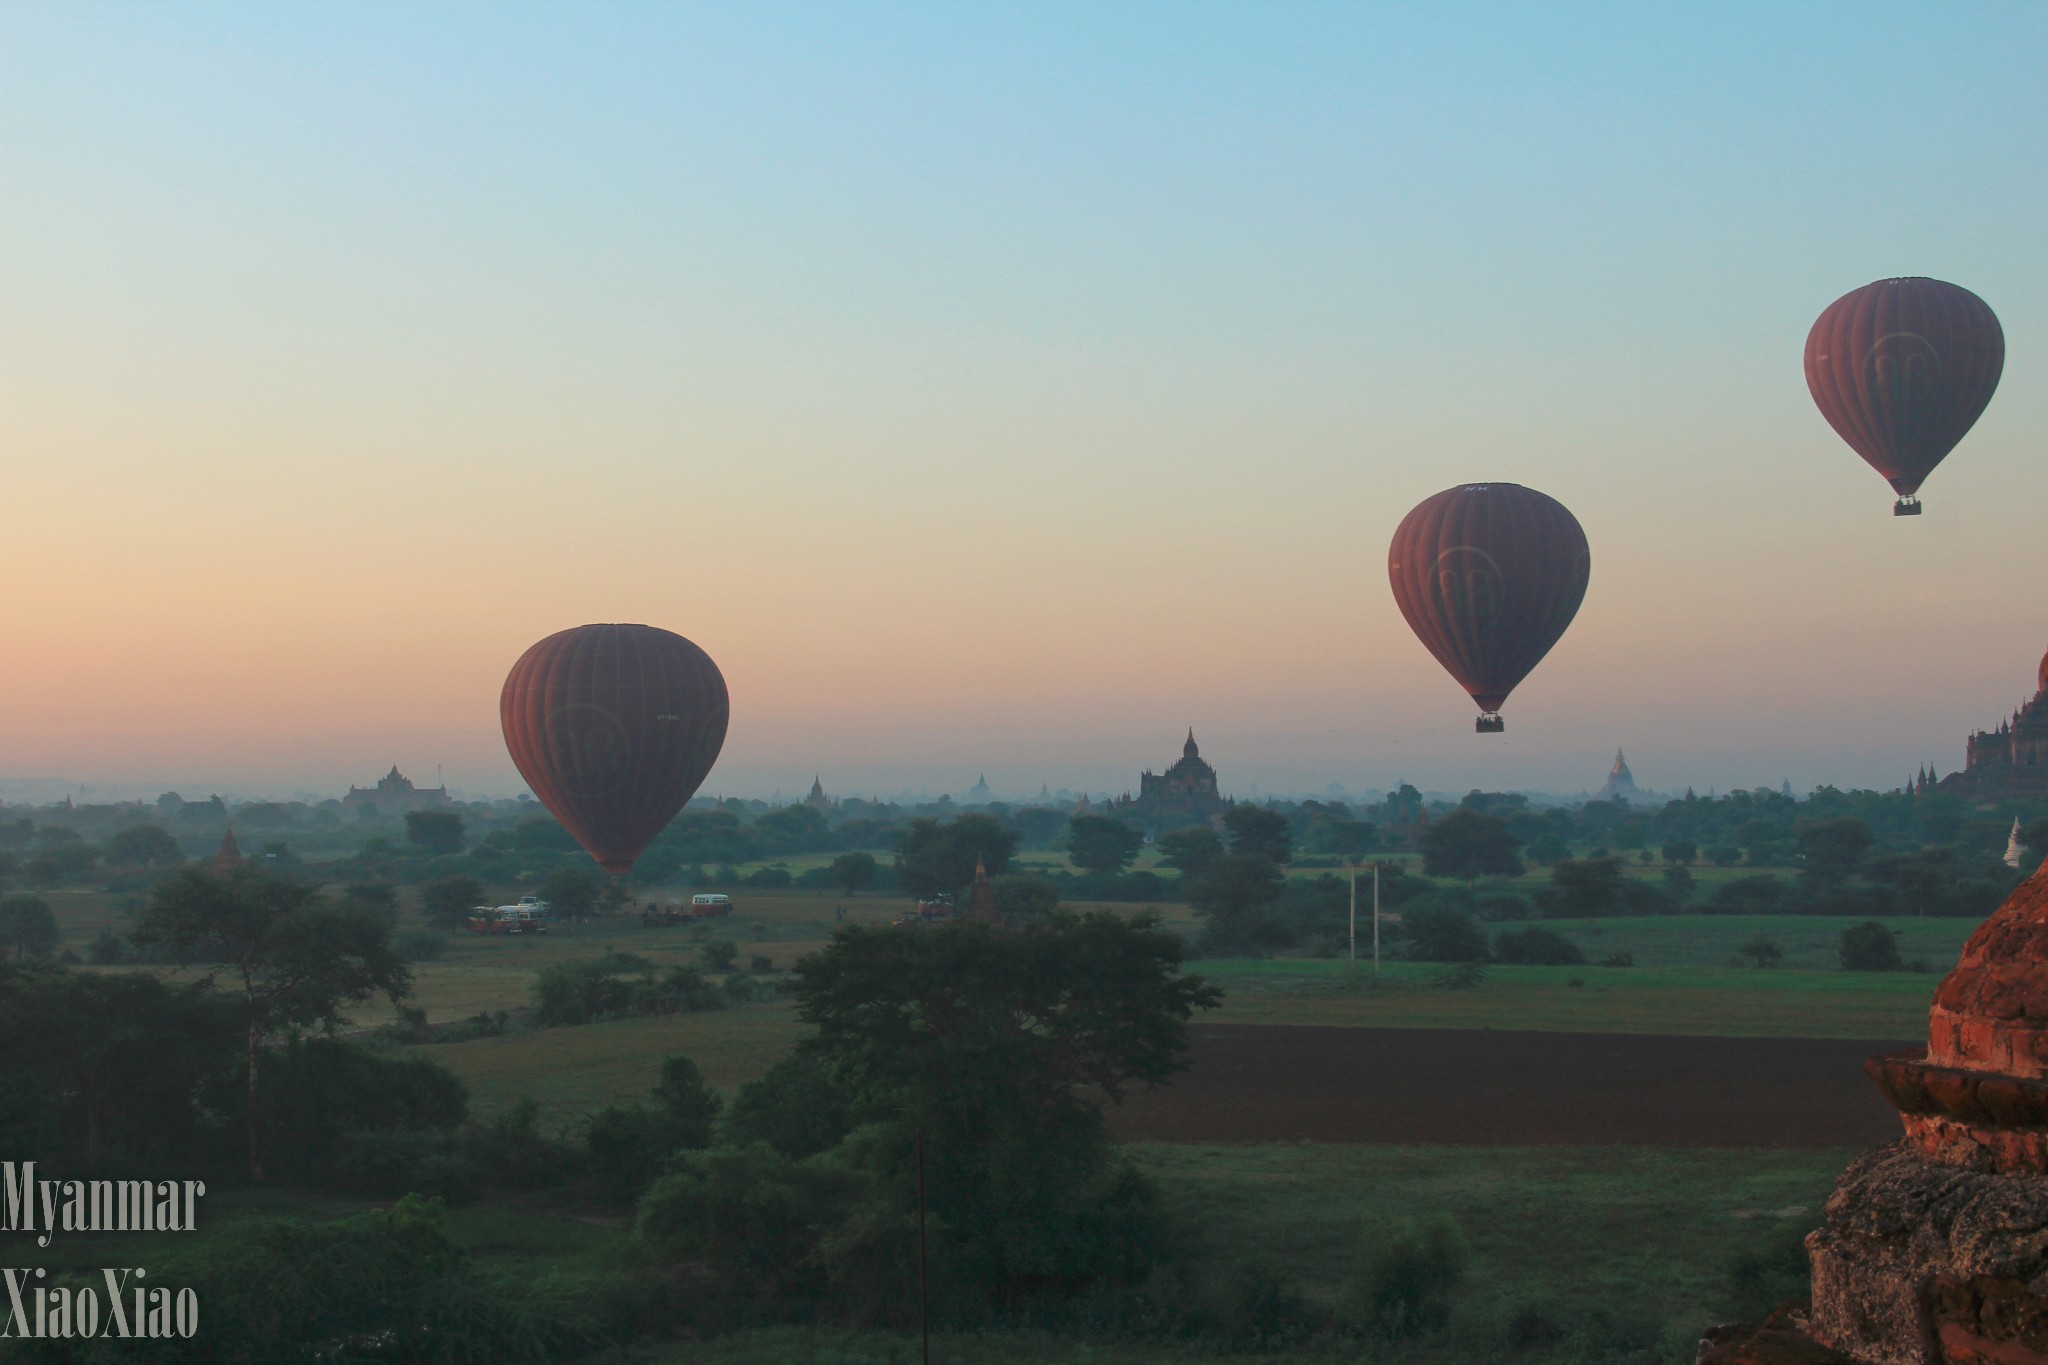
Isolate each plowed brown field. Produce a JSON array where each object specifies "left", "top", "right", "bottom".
[{"left": 1108, "top": 1024, "right": 1913, "bottom": 1147}]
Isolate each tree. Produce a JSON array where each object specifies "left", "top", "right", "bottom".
[
  {"left": 1547, "top": 856, "right": 1624, "bottom": 917},
  {"left": 538, "top": 864, "right": 603, "bottom": 922},
  {"left": 784, "top": 910, "right": 1220, "bottom": 1306},
  {"left": 1065, "top": 815, "right": 1144, "bottom": 875},
  {"left": 1400, "top": 905, "right": 1490, "bottom": 963},
  {"left": 991, "top": 872, "right": 1061, "bottom": 922},
  {"left": 1706, "top": 845, "right": 1743, "bottom": 868},
  {"left": 0, "top": 895, "right": 58, "bottom": 960},
  {"left": 1662, "top": 864, "right": 1695, "bottom": 901},
  {"left": 1157, "top": 826, "right": 1224, "bottom": 876},
  {"left": 1735, "top": 934, "right": 1783, "bottom": 969},
  {"left": 104, "top": 822, "right": 184, "bottom": 870},
  {"left": 1419, "top": 809, "right": 1524, "bottom": 882},
  {"left": 827, "top": 851, "right": 878, "bottom": 897},
  {"left": 1661, "top": 840, "right": 1697, "bottom": 866},
  {"left": 1795, "top": 817, "right": 1872, "bottom": 882},
  {"left": 1302, "top": 818, "right": 1379, "bottom": 860},
  {"left": 1223, "top": 806, "right": 1293, "bottom": 864},
  {"left": 753, "top": 804, "right": 831, "bottom": 854},
  {"left": 1184, "top": 851, "right": 1289, "bottom": 955},
  {"left": 132, "top": 867, "right": 411, "bottom": 1179},
  {"left": 421, "top": 875, "right": 487, "bottom": 930},
  {"left": 404, "top": 810, "right": 467, "bottom": 857},
  {"left": 652, "top": 1054, "right": 724, "bottom": 1148},
  {"left": 1840, "top": 921, "right": 1903, "bottom": 972},
  {"left": 892, "top": 814, "right": 1018, "bottom": 897}
]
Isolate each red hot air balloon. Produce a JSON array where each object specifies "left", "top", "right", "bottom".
[
  {"left": 500, "top": 624, "right": 729, "bottom": 875},
  {"left": 1388, "top": 483, "right": 1589, "bottom": 733},
  {"left": 1804, "top": 277, "right": 2003, "bottom": 516}
]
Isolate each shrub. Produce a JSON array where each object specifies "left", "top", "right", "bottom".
[
  {"left": 1399, "top": 904, "right": 1490, "bottom": 963},
  {"left": 1706, "top": 875, "right": 1798, "bottom": 915},
  {"left": 1491, "top": 926, "right": 1584, "bottom": 966},
  {"left": 464, "top": 1098, "right": 583, "bottom": 1190},
  {"left": 87, "top": 927, "right": 128, "bottom": 964},
  {"left": 1736, "top": 934, "right": 1783, "bottom": 969},
  {"left": 702, "top": 939, "right": 740, "bottom": 972},
  {"left": 724, "top": 1055, "right": 854, "bottom": 1158},
  {"left": 151, "top": 1194, "right": 600, "bottom": 1363},
  {"left": 323, "top": 1129, "right": 481, "bottom": 1202},
  {"left": 1840, "top": 920, "right": 1903, "bottom": 972},
  {"left": 1349, "top": 1215, "right": 1470, "bottom": 1337},
  {"left": 637, "top": 1142, "right": 867, "bottom": 1308},
  {"left": 743, "top": 865, "right": 793, "bottom": 888},
  {"left": 1725, "top": 1217, "right": 1817, "bottom": 1322}
]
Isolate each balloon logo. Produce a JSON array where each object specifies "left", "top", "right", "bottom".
[
  {"left": 1433, "top": 546, "right": 1505, "bottom": 632},
  {"left": 501, "top": 624, "right": 729, "bottom": 875},
  {"left": 1805, "top": 277, "right": 2003, "bottom": 515},
  {"left": 1389, "top": 483, "right": 1589, "bottom": 733},
  {"left": 544, "top": 703, "right": 634, "bottom": 799}
]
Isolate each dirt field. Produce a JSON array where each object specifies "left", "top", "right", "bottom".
[{"left": 1107, "top": 1024, "right": 1915, "bottom": 1148}]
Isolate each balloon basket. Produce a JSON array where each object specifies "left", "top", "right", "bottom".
[
  {"left": 1475, "top": 713, "right": 1505, "bottom": 734},
  {"left": 1893, "top": 497, "right": 1922, "bottom": 516}
]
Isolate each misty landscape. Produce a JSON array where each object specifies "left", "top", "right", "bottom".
[{"left": 3, "top": 5, "right": 2046, "bottom": 1365}]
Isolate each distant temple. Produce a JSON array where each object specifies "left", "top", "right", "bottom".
[
  {"left": 343, "top": 766, "right": 448, "bottom": 812},
  {"left": 805, "top": 776, "right": 832, "bottom": 809},
  {"left": 967, "top": 774, "right": 992, "bottom": 804},
  {"left": 1111, "top": 729, "right": 1228, "bottom": 831},
  {"left": 1914, "top": 646, "right": 2048, "bottom": 801},
  {"left": 1601, "top": 749, "right": 1638, "bottom": 801}
]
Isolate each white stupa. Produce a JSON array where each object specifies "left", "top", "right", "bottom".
[{"left": 2006, "top": 817, "right": 2026, "bottom": 869}]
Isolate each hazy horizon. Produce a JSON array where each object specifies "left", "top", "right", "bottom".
[{"left": 6, "top": 4, "right": 2044, "bottom": 803}]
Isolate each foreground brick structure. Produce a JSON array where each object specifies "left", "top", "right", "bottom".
[{"left": 1703, "top": 862, "right": 2048, "bottom": 1365}]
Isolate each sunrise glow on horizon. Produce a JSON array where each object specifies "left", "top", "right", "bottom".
[{"left": 4, "top": 3, "right": 2045, "bottom": 801}]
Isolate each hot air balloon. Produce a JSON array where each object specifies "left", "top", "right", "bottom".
[
  {"left": 1804, "top": 277, "right": 2003, "bottom": 516},
  {"left": 1387, "top": 483, "right": 1589, "bottom": 733},
  {"left": 500, "top": 624, "right": 729, "bottom": 875}
]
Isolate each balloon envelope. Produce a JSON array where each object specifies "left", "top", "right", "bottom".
[
  {"left": 1387, "top": 483, "right": 1589, "bottom": 721},
  {"left": 500, "top": 624, "right": 730, "bottom": 875},
  {"left": 1804, "top": 277, "right": 2003, "bottom": 503}
]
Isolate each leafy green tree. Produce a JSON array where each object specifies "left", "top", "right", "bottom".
[
  {"left": 1706, "top": 845, "right": 1743, "bottom": 868},
  {"left": 1662, "top": 864, "right": 1695, "bottom": 901},
  {"left": 1840, "top": 921, "right": 1903, "bottom": 972},
  {"left": 421, "top": 875, "right": 487, "bottom": 929},
  {"left": 1735, "top": 934, "right": 1783, "bottom": 968},
  {"left": 753, "top": 804, "right": 831, "bottom": 854},
  {"left": 892, "top": 814, "right": 1018, "bottom": 897},
  {"left": 133, "top": 868, "right": 411, "bottom": 1179},
  {"left": 1547, "top": 856, "right": 1624, "bottom": 917},
  {"left": 0, "top": 963, "right": 239, "bottom": 1167},
  {"left": 104, "top": 822, "right": 184, "bottom": 870},
  {"left": 1065, "top": 815, "right": 1144, "bottom": 874},
  {"left": 1419, "top": 809, "right": 1523, "bottom": 882},
  {"left": 1661, "top": 840, "right": 1697, "bottom": 866},
  {"left": 1157, "top": 826, "right": 1224, "bottom": 876},
  {"left": 1794, "top": 817, "right": 1872, "bottom": 882},
  {"left": 25, "top": 844, "right": 97, "bottom": 888},
  {"left": 1302, "top": 818, "right": 1379, "bottom": 859},
  {"left": 784, "top": 910, "right": 1220, "bottom": 1308},
  {"left": 1223, "top": 806, "right": 1294, "bottom": 864},
  {"left": 538, "top": 864, "right": 603, "bottom": 922},
  {"left": 827, "top": 851, "right": 878, "bottom": 897},
  {"left": 341, "top": 882, "right": 397, "bottom": 914},
  {"left": 0, "top": 895, "right": 58, "bottom": 960},
  {"left": 1186, "top": 851, "right": 1289, "bottom": 954},
  {"left": 702, "top": 939, "right": 739, "bottom": 972},
  {"left": 992, "top": 872, "right": 1061, "bottom": 922},
  {"left": 1399, "top": 905, "right": 1490, "bottom": 963},
  {"left": 403, "top": 810, "right": 466, "bottom": 856},
  {"left": 1525, "top": 833, "right": 1570, "bottom": 866}
]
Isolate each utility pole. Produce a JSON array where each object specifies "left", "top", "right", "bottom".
[
  {"left": 1347, "top": 862, "right": 1357, "bottom": 964},
  {"left": 916, "top": 1127, "right": 930, "bottom": 1365}
]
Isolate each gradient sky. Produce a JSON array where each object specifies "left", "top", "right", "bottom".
[{"left": 3, "top": 3, "right": 2045, "bottom": 802}]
